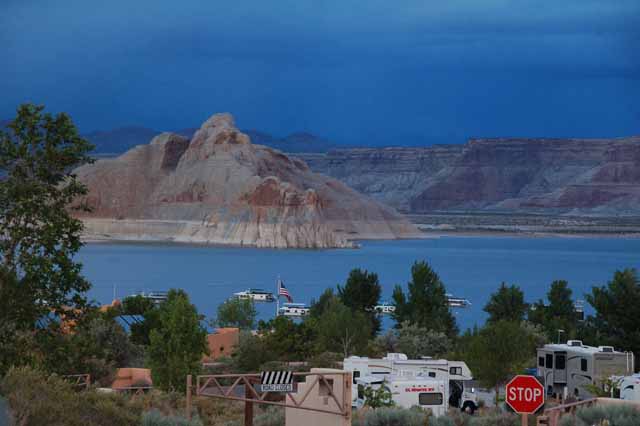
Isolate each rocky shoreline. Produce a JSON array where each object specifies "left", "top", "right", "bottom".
[{"left": 411, "top": 213, "right": 640, "bottom": 237}]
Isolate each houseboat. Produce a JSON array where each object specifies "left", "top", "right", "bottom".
[
  {"left": 446, "top": 294, "right": 471, "bottom": 308},
  {"left": 233, "top": 288, "right": 275, "bottom": 302},
  {"left": 373, "top": 302, "right": 396, "bottom": 315},
  {"left": 278, "top": 303, "right": 310, "bottom": 317}
]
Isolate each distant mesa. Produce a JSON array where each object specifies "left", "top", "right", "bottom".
[
  {"left": 74, "top": 113, "right": 419, "bottom": 248},
  {"left": 299, "top": 136, "right": 640, "bottom": 216}
]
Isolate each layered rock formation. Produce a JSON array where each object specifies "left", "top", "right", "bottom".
[
  {"left": 298, "top": 136, "right": 640, "bottom": 216},
  {"left": 74, "top": 113, "right": 419, "bottom": 248}
]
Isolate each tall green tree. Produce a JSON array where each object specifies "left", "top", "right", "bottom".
[
  {"left": 529, "top": 280, "right": 578, "bottom": 341},
  {"left": 484, "top": 283, "right": 528, "bottom": 323},
  {"left": 0, "top": 104, "right": 94, "bottom": 327},
  {"left": 120, "top": 294, "right": 161, "bottom": 346},
  {"left": 214, "top": 298, "right": 257, "bottom": 330},
  {"left": 147, "top": 289, "right": 208, "bottom": 392},
  {"left": 309, "top": 288, "right": 337, "bottom": 319},
  {"left": 311, "top": 295, "right": 372, "bottom": 357},
  {"left": 394, "top": 321, "right": 452, "bottom": 359},
  {"left": 337, "top": 268, "right": 382, "bottom": 336},
  {"left": 259, "top": 316, "right": 316, "bottom": 361},
  {"left": 465, "top": 320, "right": 538, "bottom": 404},
  {"left": 391, "top": 261, "right": 457, "bottom": 337},
  {"left": 584, "top": 269, "right": 640, "bottom": 356}
]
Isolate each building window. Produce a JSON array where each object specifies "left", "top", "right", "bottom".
[
  {"left": 581, "top": 359, "right": 588, "bottom": 372},
  {"left": 419, "top": 392, "right": 444, "bottom": 406},
  {"left": 546, "top": 354, "right": 553, "bottom": 369},
  {"left": 538, "top": 357, "right": 545, "bottom": 367}
]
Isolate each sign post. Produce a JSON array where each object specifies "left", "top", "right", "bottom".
[{"left": 506, "top": 375, "right": 545, "bottom": 425}]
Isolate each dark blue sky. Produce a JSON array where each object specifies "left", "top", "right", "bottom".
[{"left": 2, "top": 0, "right": 639, "bottom": 146}]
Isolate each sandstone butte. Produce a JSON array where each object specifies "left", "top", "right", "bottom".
[{"left": 74, "top": 113, "right": 420, "bottom": 248}]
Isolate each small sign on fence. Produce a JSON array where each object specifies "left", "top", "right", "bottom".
[
  {"left": 257, "top": 371, "right": 294, "bottom": 393},
  {"left": 256, "top": 383, "right": 294, "bottom": 392}
]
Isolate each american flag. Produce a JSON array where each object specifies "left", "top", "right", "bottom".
[{"left": 278, "top": 280, "right": 293, "bottom": 303}]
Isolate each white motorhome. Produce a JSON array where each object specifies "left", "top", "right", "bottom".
[
  {"left": 537, "top": 340, "right": 635, "bottom": 399},
  {"left": 355, "top": 375, "right": 449, "bottom": 417},
  {"left": 611, "top": 374, "right": 640, "bottom": 402},
  {"left": 344, "top": 353, "right": 478, "bottom": 413}
]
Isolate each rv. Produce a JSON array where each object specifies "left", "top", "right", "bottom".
[
  {"left": 537, "top": 340, "right": 635, "bottom": 399},
  {"left": 233, "top": 289, "right": 275, "bottom": 302},
  {"left": 278, "top": 303, "right": 310, "bottom": 317},
  {"left": 355, "top": 375, "right": 449, "bottom": 416},
  {"left": 344, "top": 353, "right": 478, "bottom": 413},
  {"left": 611, "top": 374, "right": 640, "bottom": 402}
]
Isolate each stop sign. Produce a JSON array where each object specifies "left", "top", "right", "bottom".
[{"left": 505, "top": 375, "right": 545, "bottom": 414}]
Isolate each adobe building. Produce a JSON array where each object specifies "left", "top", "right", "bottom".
[{"left": 203, "top": 327, "right": 240, "bottom": 363}]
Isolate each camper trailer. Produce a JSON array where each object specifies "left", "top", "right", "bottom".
[
  {"left": 344, "top": 353, "right": 478, "bottom": 413},
  {"left": 537, "top": 340, "right": 635, "bottom": 399},
  {"left": 355, "top": 375, "right": 449, "bottom": 416}
]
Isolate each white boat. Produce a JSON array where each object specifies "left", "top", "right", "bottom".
[
  {"left": 278, "top": 303, "right": 310, "bottom": 317},
  {"left": 446, "top": 294, "right": 471, "bottom": 308},
  {"left": 373, "top": 302, "right": 396, "bottom": 315},
  {"left": 127, "top": 291, "right": 168, "bottom": 306},
  {"left": 233, "top": 288, "right": 275, "bottom": 302}
]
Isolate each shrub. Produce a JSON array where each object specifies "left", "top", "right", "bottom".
[
  {"left": 191, "top": 396, "right": 244, "bottom": 426},
  {"left": 468, "top": 410, "right": 519, "bottom": 426},
  {"left": 557, "top": 403, "right": 640, "bottom": 426},
  {"left": 142, "top": 409, "right": 203, "bottom": 426},
  {"left": 0, "top": 366, "right": 139, "bottom": 426},
  {"left": 254, "top": 406, "right": 284, "bottom": 426},
  {"left": 352, "top": 407, "right": 427, "bottom": 426}
]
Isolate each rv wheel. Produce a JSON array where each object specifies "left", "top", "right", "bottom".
[{"left": 461, "top": 401, "right": 476, "bottom": 415}]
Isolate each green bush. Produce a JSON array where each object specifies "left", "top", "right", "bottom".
[
  {"left": 558, "top": 403, "right": 640, "bottom": 426},
  {"left": 205, "top": 405, "right": 282, "bottom": 426},
  {"left": 0, "top": 366, "right": 139, "bottom": 426},
  {"left": 142, "top": 409, "right": 203, "bottom": 426},
  {"left": 254, "top": 406, "right": 284, "bottom": 426},
  {"left": 468, "top": 410, "right": 519, "bottom": 426},
  {"left": 352, "top": 407, "right": 428, "bottom": 426}
]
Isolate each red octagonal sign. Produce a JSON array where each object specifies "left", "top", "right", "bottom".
[{"left": 505, "top": 375, "right": 545, "bottom": 414}]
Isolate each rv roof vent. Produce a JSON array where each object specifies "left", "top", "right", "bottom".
[
  {"left": 599, "top": 346, "right": 615, "bottom": 353},
  {"left": 385, "top": 353, "right": 408, "bottom": 361},
  {"left": 567, "top": 340, "right": 583, "bottom": 347}
]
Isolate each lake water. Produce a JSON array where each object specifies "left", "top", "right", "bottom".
[{"left": 79, "top": 237, "right": 640, "bottom": 331}]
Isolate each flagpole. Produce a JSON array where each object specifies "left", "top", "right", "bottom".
[{"left": 276, "top": 275, "right": 280, "bottom": 318}]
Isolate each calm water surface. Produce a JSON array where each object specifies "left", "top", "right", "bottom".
[{"left": 79, "top": 237, "right": 640, "bottom": 331}]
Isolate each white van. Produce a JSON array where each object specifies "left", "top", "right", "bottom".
[
  {"left": 355, "top": 375, "right": 449, "bottom": 417},
  {"left": 344, "top": 353, "right": 478, "bottom": 413}
]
